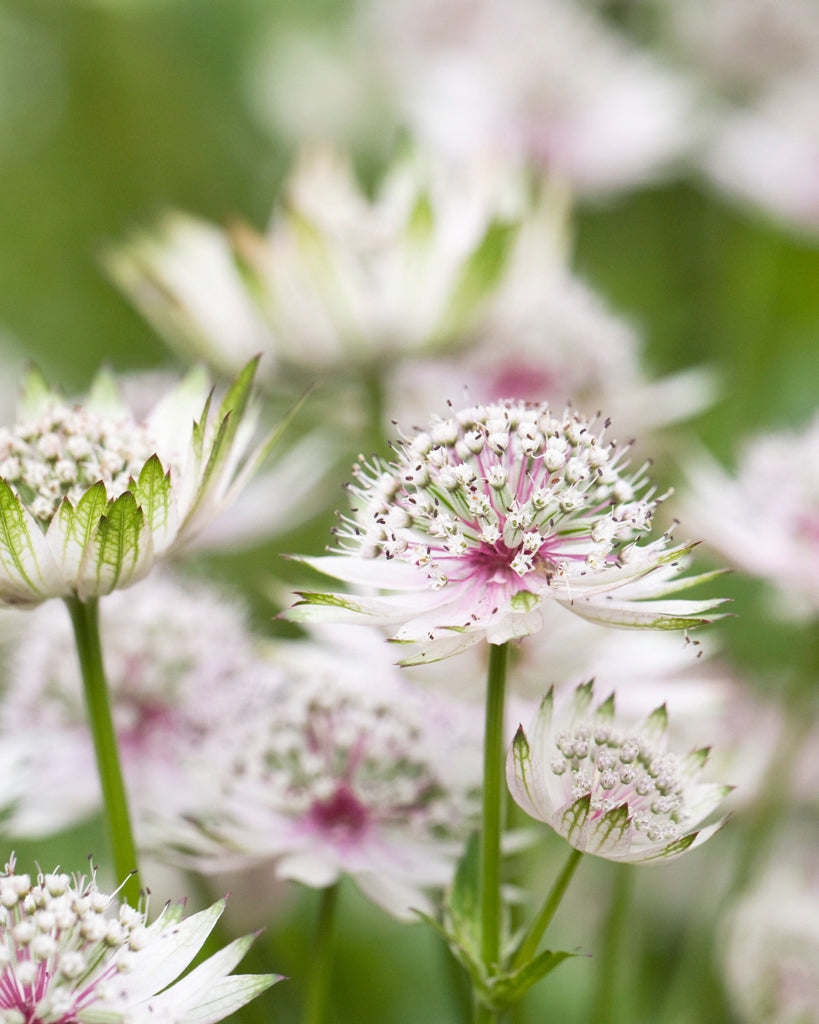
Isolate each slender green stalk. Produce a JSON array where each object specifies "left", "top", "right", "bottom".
[
  {"left": 511, "top": 847, "right": 583, "bottom": 970},
  {"left": 305, "top": 883, "right": 339, "bottom": 1024},
  {"left": 65, "top": 596, "right": 140, "bottom": 906},
  {"left": 586, "top": 865, "right": 632, "bottom": 1024},
  {"left": 480, "top": 642, "right": 510, "bottom": 975}
]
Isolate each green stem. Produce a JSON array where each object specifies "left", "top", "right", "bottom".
[
  {"left": 511, "top": 847, "right": 583, "bottom": 970},
  {"left": 305, "top": 883, "right": 339, "bottom": 1024},
  {"left": 65, "top": 596, "right": 140, "bottom": 906},
  {"left": 586, "top": 865, "right": 632, "bottom": 1024},
  {"left": 480, "top": 642, "right": 510, "bottom": 975}
]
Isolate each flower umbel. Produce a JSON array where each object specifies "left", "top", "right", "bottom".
[
  {"left": 0, "top": 856, "right": 279, "bottom": 1024},
  {"left": 507, "top": 681, "right": 731, "bottom": 862},
  {"left": 288, "top": 400, "right": 727, "bottom": 663},
  {"left": 0, "top": 359, "right": 267, "bottom": 605}
]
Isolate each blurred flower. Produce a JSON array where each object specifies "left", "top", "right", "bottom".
[
  {"left": 387, "top": 185, "right": 716, "bottom": 438},
  {"left": 104, "top": 149, "right": 524, "bottom": 385},
  {"left": 507, "top": 681, "right": 731, "bottom": 862},
  {"left": 0, "top": 856, "right": 279, "bottom": 1023},
  {"left": 703, "top": 74, "right": 819, "bottom": 235},
  {"left": 0, "top": 360, "right": 267, "bottom": 605},
  {"left": 0, "top": 572, "right": 273, "bottom": 837},
  {"left": 722, "top": 837, "right": 819, "bottom": 1023},
  {"left": 365, "top": 0, "right": 697, "bottom": 194},
  {"left": 287, "top": 400, "right": 727, "bottom": 663},
  {"left": 149, "top": 638, "right": 483, "bottom": 920},
  {"left": 683, "top": 414, "right": 819, "bottom": 616}
]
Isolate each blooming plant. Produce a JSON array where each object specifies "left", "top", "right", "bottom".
[
  {"left": 0, "top": 857, "right": 279, "bottom": 1024},
  {"left": 289, "top": 399, "right": 727, "bottom": 663},
  {"left": 507, "top": 681, "right": 731, "bottom": 863}
]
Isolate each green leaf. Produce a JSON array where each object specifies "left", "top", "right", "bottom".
[
  {"left": 486, "top": 948, "right": 579, "bottom": 1007},
  {"left": 448, "top": 833, "right": 482, "bottom": 959}
]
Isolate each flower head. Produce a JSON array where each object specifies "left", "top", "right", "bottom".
[
  {"left": 0, "top": 359, "right": 268, "bottom": 605},
  {"left": 507, "top": 681, "right": 731, "bottom": 863},
  {"left": 288, "top": 400, "right": 727, "bottom": 663},
  {"left": 0, "top": 857, "right": 279, "bottom": 1024},
  {"left": 150, "top": 635, "right": 483, "bottom": 920}
]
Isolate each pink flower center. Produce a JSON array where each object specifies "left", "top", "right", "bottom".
[{"left": 309, "top": 785, "right": 370, "bottom": 837}]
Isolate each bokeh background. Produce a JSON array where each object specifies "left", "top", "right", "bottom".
[{"left": 1, "top": 1, "right": 818, "bottom": 1022}]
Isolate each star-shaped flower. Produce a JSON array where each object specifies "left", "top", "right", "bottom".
[{"left": 0, "top": 358, "right": 270, "bottom": 605}]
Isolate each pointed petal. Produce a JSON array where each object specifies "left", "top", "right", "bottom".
[
  {"left": 587, "top": 804, "right": 631, "bottom": 857},
  {"left": 151, "top": 975, "right": 281, "bottom": 1024},
  {"left": 506, "top": 727, "right": 551, "bottom": 823},
  {"left": 17, "top": 366, "right": 55, "bottom": 420},
  {"left": 130, "top": 454, "right": 177, "bottom": 554},
  {"left": 0, "top": 481, "right": 65, "bottom": 603},
  {"left": 45, "top": 483, "right": 108, "bottom": 583},
  {"left": 291, "top": 554, "right": 429, "bottom": 591},
  {"left": 75, "top": 491, "right": 155, "bottom": 599}
]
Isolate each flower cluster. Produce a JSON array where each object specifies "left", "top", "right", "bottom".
[
  {"left": 0, "top": 360, "right": 265, "bottom": 605},
  {"left": 290, "top": 400, "right": 726, "bottom": 662},
  {"left": 507, "top": 682, "right": 731, "bottom": 862},
  {"left": 0, "top": 858, "right": 278, "bottom": 1023},
  {"left": 151, "top": 637, "right": 483, "bottom": 919}
]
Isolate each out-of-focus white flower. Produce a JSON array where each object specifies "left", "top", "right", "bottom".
[
  {"left": 0, "top": 360, "right": 270, "bottom": 605},
  {"left": 388, "top": 186, "right": 716, "bottom": 438},
  {"left": 507, "top": 681, "right": 731, "bottom": 862},
  {"left": 722, "top": 839, "right": 819, "bottom": 1023},
  {"left": 0, "top": 856, "right": 279, "bottom": 1024},
  {"left": 661, "top": 0, "right": 819, "bottom": 98},
  {"left": 683, "top": 415, "right": 819, "bottom": 616},
  {"left": 0, "top": 572, "right": 273, "bottom": 837},
  {"left": 287, "top": 400, "right": 727, "bottom": 664},
  {"left": 104, "top": 149, "right": 525, "bottom": 384},
  {"left": 365, "top": 0, "right": 697, "bottom": 194},
  {"left": 149, "top": 639, "right": 484, "bottom": 921},
  {"left": 703, "top": 74, "right": 819, "bottom": 235}
]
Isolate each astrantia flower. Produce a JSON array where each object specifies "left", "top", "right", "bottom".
[
  {"left": 683, "top": 413, "right": 819, "bottom": 616},
  {"left": 0, "top": 857, "right": 279, "bottom": 1023},
  {"left": 287, "top": 400, "right": 727, "bottom": 663},
  {"left": 507, "top": 681, "right": 731, "bottom": 862},
  {"left": 151, "top": 640, "right": 483, "bottom": 920},
  {"left": 104, "top": 149, "right": 523, "bottom": 384},
  {"left": 0, "top": 572, "right": 273, "bottom": 836},
  {"left": 0, "top": 359, "right": 267, "bottom": 605}
]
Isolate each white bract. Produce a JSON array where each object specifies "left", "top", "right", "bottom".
[
  {"left": 507, "top": 682, "right": 731, "bottom": 862},
  {"left": 0, "top": 359, "right": 268, "bottom": 605},
  {"left": 104, "top": 149, "right": 525, "bottom": 382},
  {"left": 0, "top": 857, "right": 279, "bottom": 1024},
  {"left": 150, "top": 638, "right": 483, "bottom": 920},
  {"left": 288, "top": 400, "right": 727, "bottom": 664}
]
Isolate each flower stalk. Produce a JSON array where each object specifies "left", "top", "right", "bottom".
[
  {"left": 306, "top": 883, "right": 340, "bottom": 1024},
  {"left": 512, "top": 847, "right": 583, "bottom": 970},
  {"left": 66, "top": 595, "right": 140, "bottom": 905}
]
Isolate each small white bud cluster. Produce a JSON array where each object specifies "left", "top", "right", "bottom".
[
  {"left": 0, "top": 403, "right": 156, "bottom": 525},
  {"left": 0, "top": 860, "right": 149, "bottom": 1022},
  {"left": 551, "top": 717, "right": 688, "bottom": 845},
  {"left": 339, "top": 400, "right": 657, "bottom": 591}
]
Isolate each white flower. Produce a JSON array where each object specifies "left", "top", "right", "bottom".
[
  {"left": 682, "top": 414, "right": 819, "bottom": 616},
  {"left": 104, "top": 149, "right": 525, "bottom": 382},
  {"left": 702, "top": 73, "right": 819, "bottom": 235},
  {"left": 366, "top": 0, "right": 697, "bottom": 194},
  {"left": 148, "top": 636, "right": 484, "bottom": 921},
  {"left": 721, "top": 842, "right": 819, "bottom": 1023},
  {"left": 287, "top": 400, "right": 727, "bottom": 664},
  {"left": 507, "top": 682, "right": 731, "bottom": 862},
  {"left": 0, "top": 572, "right": 275, "bottom": 837},
  {"left": 0, "top": 857, "right": 279, "bottom": 1023},
  {"left": 0, "top": 359, "right": 269, "bottom": 605}
]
